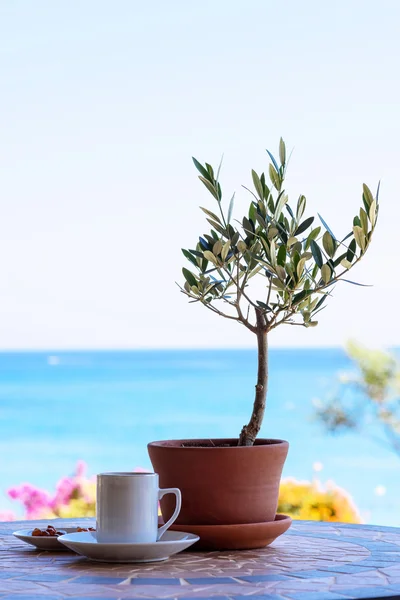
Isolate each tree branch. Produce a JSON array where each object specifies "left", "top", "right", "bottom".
[{"left": 238, "top": 308, "right": 268, "bottom": 445}]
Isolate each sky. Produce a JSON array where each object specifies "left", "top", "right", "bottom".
[{"left": 0, "top": 0, "right": 399, "bottom": 350}]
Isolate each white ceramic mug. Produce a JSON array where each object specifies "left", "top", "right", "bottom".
[{"left": 96, "top": 472, "right": 181, "bottom": 543}]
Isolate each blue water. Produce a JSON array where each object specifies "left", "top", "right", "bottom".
[{"left": 0, "top": 348, "right": 398, "bottom": 525}]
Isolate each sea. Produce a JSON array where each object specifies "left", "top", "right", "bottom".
[{"left": 0, "top": 348, "right": 398, "bottom": 525}]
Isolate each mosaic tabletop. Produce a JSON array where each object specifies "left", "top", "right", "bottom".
[{"left": 2, "top": 518, "right": 400, "bottom": 600}]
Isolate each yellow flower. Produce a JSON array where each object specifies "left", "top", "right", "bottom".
[{"left": 278, "top": 477, "right": 361, "bottom": 523}]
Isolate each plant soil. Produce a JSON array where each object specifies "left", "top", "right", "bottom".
[{"left": 180, "top": 439, "right": 279, "bottom": 448}]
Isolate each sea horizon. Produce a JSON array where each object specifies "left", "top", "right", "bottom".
[{"left": 0, "top": 347, "right": 398, "bottom": 526}]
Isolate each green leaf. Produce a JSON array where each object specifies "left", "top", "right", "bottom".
[
  {"left": 227, "top": 193, "right": 235, "bottom": 223},
  {"left": 255, "top": 212, "right": 267, "bottom": 228},
  {"left": 205, "top": 162, "right": 214, "bottom": 180},
  {"left": 200, "top": 207, "right": 221, "bottom": 223},
  {"left": 203, "top": 250, "right": 218, "bottom": 265},
  {"left": 252, "top": 170, "right": 264, "bottom": 200},
  {"left": 221, "top": 240, "right": 230, "bottom": 261},
  {"left": 346, "top": 239, "right": 357, "bottom": 262},
  {"left": 192, "top": 157, "right": 211, "bottom": 181},
  {"left": 267, "top": 195, "right": 275, "bottom": 213},
  {"left": 277, "top": 245, "right": 286, "bottom": 266},
  {"left": 362, "top": 183, "right": 374, "bottom": 209},
  {"left": 249, "top": 202, "right": 257, "bottom": 224},
  {"left": 318, "top": 213, "right": 336, "bottom": 240},
  {"left": 268, "top": 226, "right": 279, "bottom": 240},
  {"left": 341, "top": 232, "right": 353, "bottom": 242},
  {"left": 341, "top": 258, "right": 352, "bottom": 269},
  {"left": 276, "top": 265, "right": 286, "bottom": 281},
  {"left": 271, "top": 277, "right": 285, "bottom": 290},
  {"left": 213, "top": 240, "right": 223, "bottom": 256},
  {"left": 360, "top": 207, "right": 368, "bottom": 235},
  {"left": 295, "top": 216, "right": 314, "bottom": 236},
  {"left": 305, "top": 227, "right": 321, "bottom": 250},
  {"left": 247, "top": 264, "right": 264, "bottom": 279},
  {"left": 376, "top": 180, "right": 381, "bottom": 201},
  {"left": 285, "top": 204, "right": 294, "bottom": 219},
  {"left": 296, "top": 195, "right": 306, "bottom": 221},
  {"left": 237, "top": 240, "right": 247, "bottom": 253},
  {"left": 322, "top": 231, "right": 336, "bottom": 258},
  {"left": 292, "top": 250, "right": 301, "bottom": 270},
  {"left": 269, "top": 163, "right": 281, "bottom": 190},
  {"left": 231, "top": 231, "right": 240, "bottom": 245},
  {"left": 270, "top": 239, "right": 277, "bottom": 268},
  {"left": 314, "top": 294, "right": 328, "bottom": 311},
  {"left": 206, "top": 219, "right": 227, "bottom": 237},
  {"left": 296, "top": 257, "right": 307, "bottom": 279},
  {"left": 243, "top": 217, "right": 254, "bottom": 237},
  {"left": 292, "top": 289, "right": 312, "bottom": 305},
  {"left": 287, "top": 236, "right": 298, "bottom": 247},
  {"left": 199, "top": 176, "right": 219, "bottom": 200},
  {"left": 261, "top": 236, "right": 270, "bottom": 255},
  {"left": 279, "top": 137, "right": 286, "bottom": 165},
  {"left": 292, "top": 241, "right": 302, "bottom": 255},
  {"left": 369, "top": 199, "right": 377, "bottom": 227},
  {"left": 310, "top": 240, "right": 323, "bottom": 268},
  {"left": 182, "top": 268, "right": 198, "bottom": 288},
  {"left": 353, "top": 225, "right": 366, "bottom": 251},
  {"left": 339, "top": 278, "right": 372, "bottom": 287},
  {"left": 215, "top": 154, "right": 224, "bottom": 184},
  {"left": 182, "top": 249, "right": 198, "bottom": 268},
  {"left": 263, "top": 181, "right": 272, "bottom": 204},
  {"left": 332, "top": 251, "right": 346, "bottom": 267},
  {"left": 308, "top": 321, "right": 318, "bottom": 327},
  {"left": 190, "top": 248, "right": 203, "bottom": 258},
  {"left": 258, "top": 199, "right": 267, "bottom": 218},
  {"left": 256, "top": 301, "right": 271, "bottom": 311},
  {"left": 353, "top": 215, "right": 361, "bottom": 228},
  {"left": 266, "top": 149, "right": 280, "bottom": 172},
  {"left": 321, "top": 263, "right": 331, "bottom": 284},
  {"left": 274, "top": 193, "right": 288, "bottom": 220}
]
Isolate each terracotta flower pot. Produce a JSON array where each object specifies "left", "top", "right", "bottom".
[{"left": 148, "top": 438, "right": 289, "bottom": 526}]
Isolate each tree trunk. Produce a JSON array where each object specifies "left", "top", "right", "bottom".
[{"left": 238, "top": 309, "right": 268, "bottom": 446}]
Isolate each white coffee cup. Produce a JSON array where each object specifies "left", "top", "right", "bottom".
[{"left": 96, "top": 472, "right": 181, "bottom": 544}]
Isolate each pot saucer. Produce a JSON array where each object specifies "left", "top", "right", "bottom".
[
  {"left": 170, "top": 513, "right": 292, "bottom": 550},
  {"left": 58, "top": 530, "right": 199, "bottom": 563}
]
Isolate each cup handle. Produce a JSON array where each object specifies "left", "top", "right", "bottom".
[{"left": 157, "top": 488, "right": 182, "bottom": 541}]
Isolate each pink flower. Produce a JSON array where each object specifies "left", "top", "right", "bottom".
[
  {"left": 51, "top": 476, "right": 79, "bottom": 509},
  {"left": 8, "top": 488, "right": 20, "bottom": 500},
  {"left": 7, "top": 484, "right": 52, "bottom": 519}
]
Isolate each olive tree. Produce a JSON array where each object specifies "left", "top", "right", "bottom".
[{"left": 179, "top": 139, "right": 380, "bottom": 446}]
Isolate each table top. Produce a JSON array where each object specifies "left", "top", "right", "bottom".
[{"left": 2, "top": 518, "right": 400, "bottom": 599}]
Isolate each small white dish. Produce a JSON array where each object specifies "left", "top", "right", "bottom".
[
  {"left": 13, "top": 526, "right": 95, "bottom": 551},
  {"left": 58, "top": 530, "right": 199, "bottom": 562}
]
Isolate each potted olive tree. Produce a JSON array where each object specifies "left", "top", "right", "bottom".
[{"left": 148, "top": 139, "right": 379, "bottom": 549}]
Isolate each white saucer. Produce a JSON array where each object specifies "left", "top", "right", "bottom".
[
  {"left": 13, "top": 527, "right": 87, "bottom": 551},
  {"left": 58, "top": 530, "right": 200, "bottom": 563}
]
